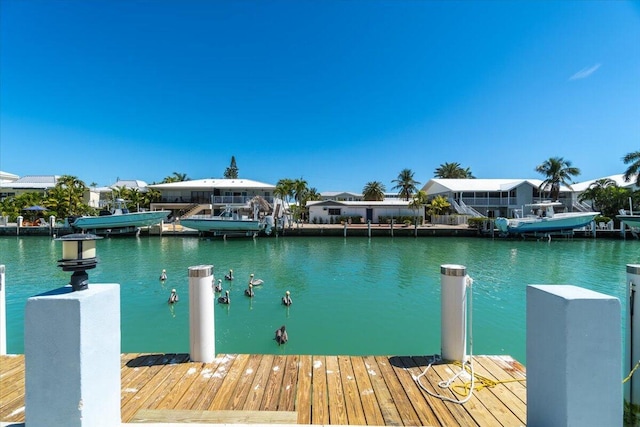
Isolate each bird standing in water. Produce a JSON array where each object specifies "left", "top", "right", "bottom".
[
  {"left": 275, "top": 325, "right": 288, "bottom": 345},
  {"left": 282, "top": 291, "right": 292, "bottom": 306},
  {"left": 214, "top": 279, "right": 223, "bottom": 293},
  {"left": 225, "top": 269, "right": 234, "bottom": 281},
  {"left": 218, "top": 290, "right": 230, "bottom": 304},
  {"left": 159, "top": 269, "right": 167, "bottom": 281}
]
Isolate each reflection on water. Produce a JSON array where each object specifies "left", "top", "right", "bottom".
[{"left": 1, "top": 235, "right": 637, "bottom": 364}]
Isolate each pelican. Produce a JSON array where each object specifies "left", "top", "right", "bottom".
[
  {"left": 244, "top": 283, "right": 254, "bottom": 297},
  {"left": 249, "top": 273, "right": 264, "bottom": 286},
  {"left": 274, "top": 325, "right": 288, "bottom": 345},
  {"left": 214, "top": 279, "right": 223, "bottom": 293},
  {"left": 159, "top": 269, "right": 167, "bottom": 281},
  {"left": 282, "top": 290, "right": 292, "bottom": 306},
  {"left": 224, "top": 269, "right": 234, "bottom": 281},
  {"left": 168, "top": 289, "right": 179, "bottom": 304},
  {"left": 218, "top": 290, "right": 230, "bottom": 304}
]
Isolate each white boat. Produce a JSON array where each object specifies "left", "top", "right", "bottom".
[
  {"left": 71, "top": 199, "right": 170, "bottom": 233},
  {"left": 495, "top": 202, "right": 599, "bottom": 235},
  {"left": 180, "top": 204, "right": 274, "bottom": 236},
  {"left": 617, "top": 214, "right": 640, "bottom": 230}
]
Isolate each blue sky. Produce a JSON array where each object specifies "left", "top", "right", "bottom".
[{"left": 1, "top": 0, "right": 639, "bottom": 192}]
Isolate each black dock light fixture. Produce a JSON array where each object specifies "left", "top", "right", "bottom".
[{"left": 56, "top": 233, "right": 103, "bottom": 291}]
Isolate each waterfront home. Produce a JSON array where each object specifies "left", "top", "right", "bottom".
[
  {"left": 0, "top": 175, "right": 59, "bottom": 201},
  {"left": 149, "top": 178, "right": 276, "bottom": 218},
  {"left": 320, "top": 191, "right": 363, "bottom": 201},
  {"left": 306, "top": 199, "right": 418, "bottom": 224},
  {"left": 421, "top": 178, "right": 580, "bottom": 218}
]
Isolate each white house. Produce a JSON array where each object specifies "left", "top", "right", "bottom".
[{"left": 306, "top": 199, "right": 419, "bottom": 224}]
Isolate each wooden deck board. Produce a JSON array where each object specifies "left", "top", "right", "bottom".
[{"left": 0, "top": 353, "right": 527, "bottom": 426}]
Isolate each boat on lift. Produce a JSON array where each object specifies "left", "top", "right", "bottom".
[
  {"left": 495, "top": 201, "right": 599, "bottom": 235},
  {"left": 180, "top": 196, "right": 274, "bottom": 236},
  {"left": 70, "top": 199, "right": 170, "bottom": 235}
]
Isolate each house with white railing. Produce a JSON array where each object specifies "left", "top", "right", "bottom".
[
  {"left": 149, "top": 178, "right": 276, "bottom": 218},
  {"left": 421, "top": 178, "right": 579, "bottom": 218}
]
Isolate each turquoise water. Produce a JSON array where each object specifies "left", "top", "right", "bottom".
[{"left": 1, "top": 235, "right": 638, "bottom": 364}]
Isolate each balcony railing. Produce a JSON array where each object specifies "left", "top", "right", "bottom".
[{"left": 160, "top": 196, "right": 274, "bottom": 205}]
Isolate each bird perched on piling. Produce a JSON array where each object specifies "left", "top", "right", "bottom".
[
  {"left": 282, "top": 291, "right": 292, "bottom": 306},
  {"left": 275, "top": 325, "right": 288, "bottom": 345}
]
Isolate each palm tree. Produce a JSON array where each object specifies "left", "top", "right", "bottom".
[
  {"left": 292, "top": 178, "right": 308, "bottom": 206},
  {"left": 578, "top": 178, "right": 617, "bottom": 210},
  {"left": 362, "top": 181, "right": 386, "bottom": 201},
  {"left": 434, "top": 162, "right": 475, "bottom": 179},
  {"left": 409, "top": 190, "right": 429, "bottom": 224},
  {"left": 224, "top": 156, "right": 239, "bottom": 179},
  {"left": 162, "top": 172, "right": 189, "bottom": 183},
  {"left": 535, "top": 157, "right": 581, "bottom": 201},
  {"left": 55, "top": 175, "right": 88, "bottom": 217},
  {"left": 426, "top": 195, "right": 451, "bottom": 217},
  {"left": 392, "top": 168, "right": 421, "bottom": 201},
  {"left": 623, "top": 151, "right": 640, "bottom": 186}
]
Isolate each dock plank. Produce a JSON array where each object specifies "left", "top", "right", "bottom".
[
  {"left": 178, "top": 354, "right": 236, "bottom": 410},
  {"left": 326, "top": 356, "right": 348, "bottom": 425},
  {"left": 243, "top": 354, "right": 275, "bottom": 411},
  {"left": 311, "top": 355, "right": 329, "bottom": 425},
  {"left": 278, "top": 355, "right": 300, "bottom": 412},
  {"left": 261, "top": 354, "right": 288, "bottom": 411},
  {"left": 373, "top": 355, "right": 422, "bottom": 426},
  {"left": 0, "top": 354, "right": 527, "bottom": 426},
  {"left": 338, "top": 355, "right": 366, "bottom": 425},
  {"left": 351, "top": 356, "right": 385, "bottom": 426},
  {"left": 295, "top": 355, "right": 313, "bottom": 424},
  {"left": 204, "top": 354, "right": 249, "bottom": 410},
  {"left": 362, "top": 356, "right": 403, "bottom": 426}
]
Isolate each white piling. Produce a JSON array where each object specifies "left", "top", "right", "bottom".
[
  {"left": 626, "top": 264, "right": 640, "bottom": 416},
  {"left": 0, "top": 265, "right": 5, "bottom": 355},
  {"left": 25, "top": 284, "right": 121, "bottom": 427},
  {"left": 189, "top": 264, "right": 215, "bottom": 362},
  {"left": 527, "top": 285, "right": 621, "bottom": 427},
  {"left": 367, "top": 220, "right": 371, "bottom": 238},
  {"left": 343, "top": 220, "right": 347, "bottom": 237},
  {"left": 440, "top": 264, "right": 468, "bottom": 362}
]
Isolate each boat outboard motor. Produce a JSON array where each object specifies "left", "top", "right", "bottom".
[{"left": 264, "top": 216, "right": 274, "bottom": 235}]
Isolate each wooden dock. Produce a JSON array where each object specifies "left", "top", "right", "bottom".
[{"left": 1, "top": 353, "right": 526, "bottom": 425}]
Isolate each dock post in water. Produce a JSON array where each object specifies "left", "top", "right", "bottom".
[
  {"left": 527, "top": 285, "right": 621, "bottom": 427},
  {"left": 440, "top": 264, "right": 468, "bottom": 362},
  {"left": 189, "top": 264, "right": 215, "bottom": 363},
  {"left": 25, "top": 283, "right": 121, "bottom": 427}
]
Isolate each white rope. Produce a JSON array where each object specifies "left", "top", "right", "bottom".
[{"left": 413, "top": 275, "right": 475, "bottom": 404}]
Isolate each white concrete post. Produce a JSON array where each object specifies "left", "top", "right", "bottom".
[
  {"left": 440, "top": 264, "right": 468, "bottom": 362},
  {"left": 626, "top": 264, "right": 640, "bottom": 417},
  {"left": 343, "top": 221, "right": 347, "bottom": 237},
  {"left": 0, "top": 265, "right": 6, "bottom": 355},
  {"left": 189, "top": 265, "right": 215, "bottom": 362},
  {"left": 367, "top": 220, "right": 371, "bottom": 238},
  {"left": 25, "top": 284, "right": 121, "bottom": 427},
  {"left": 527, "top": 285, "right": 621, "bottom": 427}
]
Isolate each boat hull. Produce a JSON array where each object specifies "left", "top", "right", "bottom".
[
  {"left": 497, "top": 212, "right": 599, "bottom": 234},
  {"left": 72, "top": 211, "right": 170, "bottom": 230},
  {"left": 617, "top": 215, "right": 640, "bottom": 229},
  {"left": 180, "top": 218, "right": 265, "bottom": 233}
]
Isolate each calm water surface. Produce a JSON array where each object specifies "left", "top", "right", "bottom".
[{"left": 1, "top": 235, "right": 638, "bottom": 364}]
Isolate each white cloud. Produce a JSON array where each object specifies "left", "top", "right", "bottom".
[{"left": 569, "top": 63, "right": 602, "bottom": 80}]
